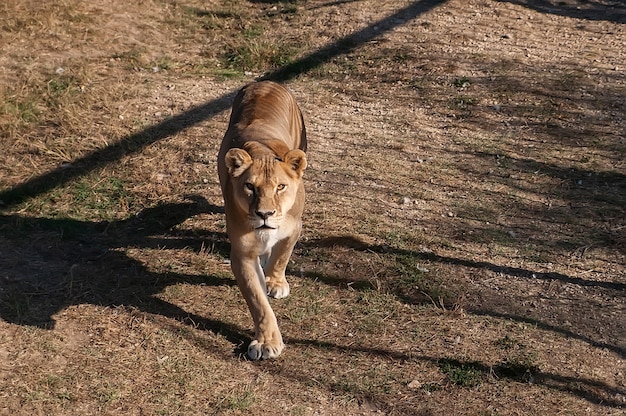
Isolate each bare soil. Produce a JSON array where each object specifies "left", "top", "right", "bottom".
[{"left": 0, "top": 0, "right": 624, "bottom": 415}]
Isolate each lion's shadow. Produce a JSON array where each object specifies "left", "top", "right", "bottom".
[{"left": 0, "top": 195, "right": 251, "bottom": 349}]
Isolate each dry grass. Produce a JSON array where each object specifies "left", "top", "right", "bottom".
[{"left": 1, "top": 0, "right": 625, "bottom": 414}]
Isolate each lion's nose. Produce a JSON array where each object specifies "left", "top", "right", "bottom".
[{"left": 255, "top": 210, "right": 275, "bottom": 220}]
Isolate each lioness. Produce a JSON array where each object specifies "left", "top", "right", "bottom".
[{"left": 217, "top": 81, "right": 307, "bottom": 360}]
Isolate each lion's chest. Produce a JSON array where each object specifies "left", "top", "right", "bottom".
[{"left": 254, "top": 229, "right": 281, "bottom": 256}]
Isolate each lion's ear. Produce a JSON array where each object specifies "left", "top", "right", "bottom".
[
  {"left": 225, "top": 148, "right": 253, "bottom": 178},
  {"left": 283, "top": 149, "right": 307, "bottom": 178}
]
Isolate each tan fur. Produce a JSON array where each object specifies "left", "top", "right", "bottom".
[{"left": 217, "top": 81, "right": 307, "bottom": 360}]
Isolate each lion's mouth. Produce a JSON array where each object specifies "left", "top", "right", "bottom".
[{"left": 256, "top": 224, "right": 276, "bottom": 230}]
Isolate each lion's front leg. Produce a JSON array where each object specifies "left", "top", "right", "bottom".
[
  {"left": 263, "top": 235, "right": 298, "bottom": 299},
  {"left": 230, "top": 252, "right": 284, "bottom": 360}
]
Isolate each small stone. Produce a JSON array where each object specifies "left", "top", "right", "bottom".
[
  {"left": 400, "top": 197, "right": 411, "bottom": 205},
  {"left": 408, "top": 380, "right": 422, "bottom": 389}
]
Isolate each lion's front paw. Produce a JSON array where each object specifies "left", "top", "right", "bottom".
[
  {"left": 266, "top": 279, "right": 290, "bottom": 299},
  {"left": 247, "top": 339, "right": 284, "bottom": 360}
]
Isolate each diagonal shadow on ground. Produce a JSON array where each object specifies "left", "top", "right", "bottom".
[
  {"left": 0, "top": 0, "right": 446, "bottom": 211},
  {"left": 297, "top": 236, "right": 626, "bottom": 358},
  {"left": 279, "top": 338, "right": 626, "bottom": 408}
]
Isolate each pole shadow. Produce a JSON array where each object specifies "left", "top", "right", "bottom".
[{"left": 0, "top": 0, "right": 446, "bottom": 211}]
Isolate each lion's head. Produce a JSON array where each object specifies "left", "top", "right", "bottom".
[{"left": 224, "top": 147, "right": 307, "bottom": 231}]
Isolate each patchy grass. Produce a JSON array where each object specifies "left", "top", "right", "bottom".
[
  {"left": 0, "top": 0, "right": 624, "bottom": 415},
  {"left": 439, "top": 358, "right": 484, "bottom": 387}
]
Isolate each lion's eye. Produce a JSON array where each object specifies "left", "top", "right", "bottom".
[
  {"left": 245, "top": 183, "right": 255, "bottom": 192},
  {"left": 276, "top": 184, "right": 286, "bottom": 192}
]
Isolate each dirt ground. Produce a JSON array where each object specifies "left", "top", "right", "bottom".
[{"left": 0, "top": 0, "right": 624, "bottom": 415}]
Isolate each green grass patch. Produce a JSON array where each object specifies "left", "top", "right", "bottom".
[
  {"left": 391, "top": 253, "right": 451, "bottom": 306},
  {"left": 65, "top": 176, "right": 132, "bottom": 221},
  {"left": 439, "top": 359, "right": 484, "bottom": 387},
  {"left": 215, "top": 384, "right": 256, "bottom": 412},
  {"left": 221, "top": 41, "right": 300, "bottom": 74},
  {"left": 0, "top": 97, "right": 40, "bottom": 124}
]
